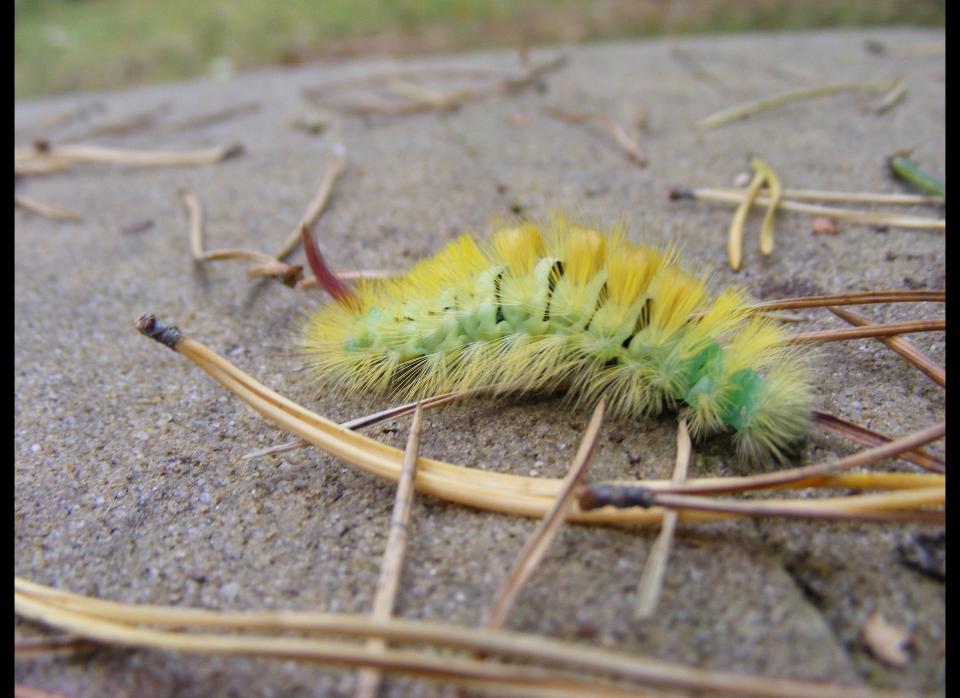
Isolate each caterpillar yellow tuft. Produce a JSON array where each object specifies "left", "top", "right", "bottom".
[{"left": 301, "top": 217, "right": 812, "bottom": 462}]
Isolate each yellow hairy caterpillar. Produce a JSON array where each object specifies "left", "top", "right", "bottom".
[{"left": 301, "top": 218, "right": 812, "bottom": 462}]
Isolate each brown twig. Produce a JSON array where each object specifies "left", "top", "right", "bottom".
[
  {"left": 274, "top": 153, "right": 346, "bottom": 260},
  {"left": 634, "top": 419, "right": 690, "bottom": 619},
  {"left": 746, "top": 290, "right": 943, "bottom": 312},
  {"left": 670, "top": 187, "right": 945, "bottom": 229},
  {"left": 827, "top": 306, "right": 945, "bottom": 387},
  {"left": 14, "top": 194, "right": 83, "bottom": 222},
  {"left": 484, "top": 399, "right": 606, "bottom": 629},
  {"left": 543, "top": 106, "right": 647, "bottom": 165},
  {"left": 812, "top": 411, "right": 944, "bottom": 474},
  {"left": 356, "top": 404, "right": 424, "bottom": 698},
  {"left": 783, "top": 319, "right": 944, "bottom": 345}
]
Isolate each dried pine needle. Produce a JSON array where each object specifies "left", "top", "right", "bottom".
[
  {"left": 543, "top": 106, "right": 646, "bottom": 165},
  {"left": 749, "top": 156, "right": 782, "bottom": 256},
  {"left": 485, "top": 399, "right": 605, "bottom": 629},
  {"left": 727, "top": 170, "right": 765, "bottom": 271},
  {"left": 746, "top": 289, "right": 943, "bottom": 312},
  {"left": 16, "top": 141, "right": 243, "bottom": 171},
  {"left": 634, "top": 419, "right": 690, "bottom": 619},
  {"left": 274, "top": 152, "right": 346, "bottom": 261},
  {"left": 135, "top": 315, "right": 942, "bottom": 525},
  {"left": 15, "top": 577, "right": 896, "bottom": 698},
  {"left": 14, "top": 194, "right": 83, "bottom": 222},
  {"left": 784, "top": 319, "right": 944, "bottom": 345},
  {"left": 812, "top": 411, "right": 944, "bottom": 474},
  {"left": 356, "top": 404, "right": 423, "bottom": 698},
  {"left": 671, "top": 187, "right": 945, "bottom": 230},
  {"left": 684, "top": 186, "right": 943, "bottom": 206},
  {"left": 827, "top": 306, "right": 945, "bottom": 387},
  {"left": 695, "top": 78, "right": 900, "bottom": 130}
]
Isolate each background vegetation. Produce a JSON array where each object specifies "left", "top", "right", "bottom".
[{"left": 15, "top": 0, "right": 944, "bottom": 98}]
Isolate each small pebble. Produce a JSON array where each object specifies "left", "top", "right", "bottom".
[{"left": 811, "top": 217, "right": 838, "bottom": 235}]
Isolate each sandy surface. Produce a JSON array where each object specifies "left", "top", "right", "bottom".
[{"left": 15, "top": 27, "right": 944, "bottom": 697}]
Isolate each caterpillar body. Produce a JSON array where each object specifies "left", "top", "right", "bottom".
[{"left": 302, "top": 219, "right": 812, "bottom": 462}]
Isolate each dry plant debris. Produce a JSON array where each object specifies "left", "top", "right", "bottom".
[
  {"left": 15, "top": 141, "right": 243, "bottom": 175},
  {"left": 543, "top": 106, "right": 647, "bottom": 165},
  {"left": 303, "top": 57, "right": 567, "bottom": 117},
  {"left": 860, "top": 613, "right": 912, "bottom": 668},
  {"left": 695, "top": 77, "right": 902, "bottom": 130},
  {"left": 634, "top": 419, "right": 691, "bottom": 619},
  {"left": 14, "top": 193, "right": 83, "bottom": 222},
  {"left": 131, "top": 314, "right": 944, "bottom": 527},
  {"left": 15, "top": 575, "right": 899, "bottom": 698},
  {"left": 355, "top": 404, "right": 423, "bottom": 698}
]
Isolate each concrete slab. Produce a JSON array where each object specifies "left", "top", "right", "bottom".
[{"left": 16, "top": 27, "right": 944, "bottom": 696}]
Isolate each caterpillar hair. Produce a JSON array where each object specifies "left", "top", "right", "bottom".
[{"left": 301, "top": 217, "right": 812, "bottom": 463}]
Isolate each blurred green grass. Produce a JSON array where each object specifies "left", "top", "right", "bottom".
[{"left": 15, "top": 0, "right": 944, "bottom": 98}]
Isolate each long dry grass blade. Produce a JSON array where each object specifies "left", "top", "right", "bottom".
[{"left": 20, "top": 142, "right": 243, "bottom": 168}]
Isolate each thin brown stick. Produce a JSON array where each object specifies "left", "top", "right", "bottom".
[
  {"left": 746, "top": 290, "right": 944, "bottom": 312},
  {"left": 812, "top": 411, "right": 944, "bottom": 473},
  {"left": 274, "top": 153, "right": 347, "bottom": 260},
  {"left": 671, "top": 187, "right": 944, "bottom": 230},
  {"left": 485, "top": 398, "right": 606, "bottom": 629},
  {"left": 356, "top": 404, "right": 424, "bottom": 698},
  {"left": 634, "top": 419, "right": 690, "bottom": 618},
  {"left": 695, "top": 78, "right": 900, "bottom": 130},
  {"left": 543, "top": 107, "right": 646, "bottom": 165},
  {"left": 827, "top": 306, "right": 945, "bottom": 387},
  {"left": 14, "top": 194, "right": 83, "bottom": 222},
  {"left": 784, "top": 319, "right": 944, "bottom": 345}
]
